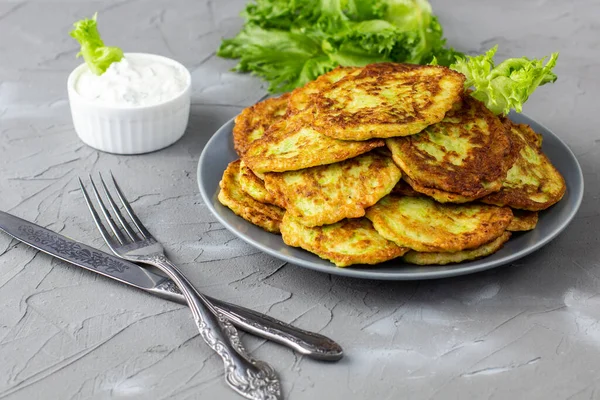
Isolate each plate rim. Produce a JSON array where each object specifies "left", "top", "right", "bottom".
[{"left": 197, "top": 114, "right": 584, "bottom": 280}]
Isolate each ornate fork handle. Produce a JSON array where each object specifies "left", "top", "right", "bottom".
[{"left": 149, "top": 254, "right": 282, "bottom": 400}]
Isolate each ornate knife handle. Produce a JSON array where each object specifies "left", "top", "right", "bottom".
[
  {"left": 153, "top": 280, "right": 343, "bottom": 361},
  {"left": 150, "top": 254, "right": 281, "bottom": 400}
]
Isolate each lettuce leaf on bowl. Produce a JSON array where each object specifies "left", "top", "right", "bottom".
[
  {"left": 451, "top": 45, "right": 559, "bottom": 115},
  {"left": 70, "top": 13, "right": 123, "bottom": 75}
]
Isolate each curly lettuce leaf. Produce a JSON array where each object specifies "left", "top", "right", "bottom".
[
  {"left": 451, "top": 45, "right": 559, "bottom": 115},
  {"left": 335, "top": 0, "right": 462, "bottom": 65},
  {"left": 218, "top": 25, "right": 336, "bottom": 92},
  {"left": 219, "top": 0, "right": 463, "bottom": 92},
  {"left": 243, "top": 0, "right": 388, "bottom": 31},
  {"left": 324, "top": 20, "right": 397, "bottom": 65},
  {"left": 243, "top": 0, "right": 317, "bottom": 30},
  {"left": 344, "top": 0, "right": 388, "bottom": 21},
  {"left": 70, "top": 13, "right": 123, "bottom": 75}
]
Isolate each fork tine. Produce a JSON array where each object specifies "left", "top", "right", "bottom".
[
  {"left": 79, "top": 178, "right": 120, "bottom": 250},
  {"left": 109, "top": 172, "right": 152, "bottom": 240},
  {"left": 88, "top": 175, "right": 129, "bottom": 245},
  {"left": 98, "top": 173, "right": 138, "bottom": 242}
]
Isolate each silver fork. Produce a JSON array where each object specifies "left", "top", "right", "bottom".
[
  {"left": 80, "top": 174, "right": 282, "bottom": 400},
  {"left": 78, "top": 176, "right": 343, "bottom": 361}
]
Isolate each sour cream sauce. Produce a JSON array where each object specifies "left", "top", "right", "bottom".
[{"left": 75, "top": 56, "right": 187, "bottom": 107}]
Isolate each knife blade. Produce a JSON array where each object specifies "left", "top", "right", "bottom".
[{"left": 0, "top": 211, "right": 343, "bottom": 361}]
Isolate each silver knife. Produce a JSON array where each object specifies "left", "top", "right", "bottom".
[{"left": 0, "top": 211, "right": 343, "bottom": 361}]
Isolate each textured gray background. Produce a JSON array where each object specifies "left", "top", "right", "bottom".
[{"left": 1, "top": 0, "right": 599, "bottom": 399}]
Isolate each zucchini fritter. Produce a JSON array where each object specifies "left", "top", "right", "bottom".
[
  {"left": 238, "top": 160, "right": 283, "bottom": 207},
  {"left": 366, "top": 195, "right": 513, "bottom": 252},
  {"left": 288, "top": 66, "right": 362, "bottom": 113},
  {"left": 403, "top": 232, "right": 512, "bottom": 265},
  {"left": 218, "top": 160, "right": 285, "bottom": 233},
  {"left": 264, "top": 151, "right": 401, "bottom": 227},
  {"left": 387, "top": 96, "right": 513, "bottom": 201},
  {"left": 242, "top": 111, "right": 384, "bottom": 173},
  {"left": 481, "top": 121, "right": 566, "bottom": 211},
  {"left": 312, "top": 63, "right": 465, "bottom": 140},
  {"left": 281, "top": 215, "right": 408, "bottom": 267},
  {"left": 233, "top": 94, "right": 290, "bottom": 157},
  {"left": 507, "top": 210, "right": 539, "bottom": 232},
  {"left": 242, "top": 66, "right": 382, "bottom": 173}
]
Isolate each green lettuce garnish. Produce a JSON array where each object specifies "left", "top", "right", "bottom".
[
  {"left": 218, "top": 0, "right": 463, "bottom": 92},
  {"left": 451, "top": 45, "right": 559, "bottom": 115},
  {"left": 70, "top": 13, "right": 123, "bottom": 75}
]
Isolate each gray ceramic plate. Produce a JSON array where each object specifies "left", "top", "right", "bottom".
[{"left": 197, "top": 113, "right": 584, "bottom": 280}]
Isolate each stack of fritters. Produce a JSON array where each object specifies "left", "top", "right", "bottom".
[{"left": 218, "top": 63, "right": 566, "bottom": 267}]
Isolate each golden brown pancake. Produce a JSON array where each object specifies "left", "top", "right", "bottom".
[
  {"left": 507, "top": 210, "right": 539, "bottom": 232},
  {"left": 264, "top": 151, "right": 401, "bottom": 227},
  {"left": 242, "top": 111, "right": 384, "bottom": 173},
  {"left": 366, "top": 195, "right": 513, "bottom": 252},
  {"left": 242, "top": 67, "right": 382, "bottom": 173},
  {"left": 482, "top": 121, "right": 566, "bottom": 211},
  {"left": 233, "top": 93, "right": 289, "bottom": 157},
  {"left": 288, "top": 66, "right": 362, "bottom": 113},
  {"left": 217, "top": 160, "right": 284, "bottom": 233},
  {"left": 311, "top": 63, "right": 465, "bottom": 140},
  {"left": 387, "top": 96, "right": 513, "bottom": 201},
  {"left": 238, "top": 160, "right": 284, "bottom": 207},
  {"left": 281, "top": 215, "right": 408, "bottom": 267},
  {"left": 403, "top": 232, "right": 512, "bottom": 265}
]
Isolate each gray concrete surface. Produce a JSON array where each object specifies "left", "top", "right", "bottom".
[{"left": 1, "top": 0, "right": 599, "bottom": 399}]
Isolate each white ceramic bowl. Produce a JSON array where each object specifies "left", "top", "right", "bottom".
[{"left": 67, "top": 53, "right": 191, "bottom": 155}]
